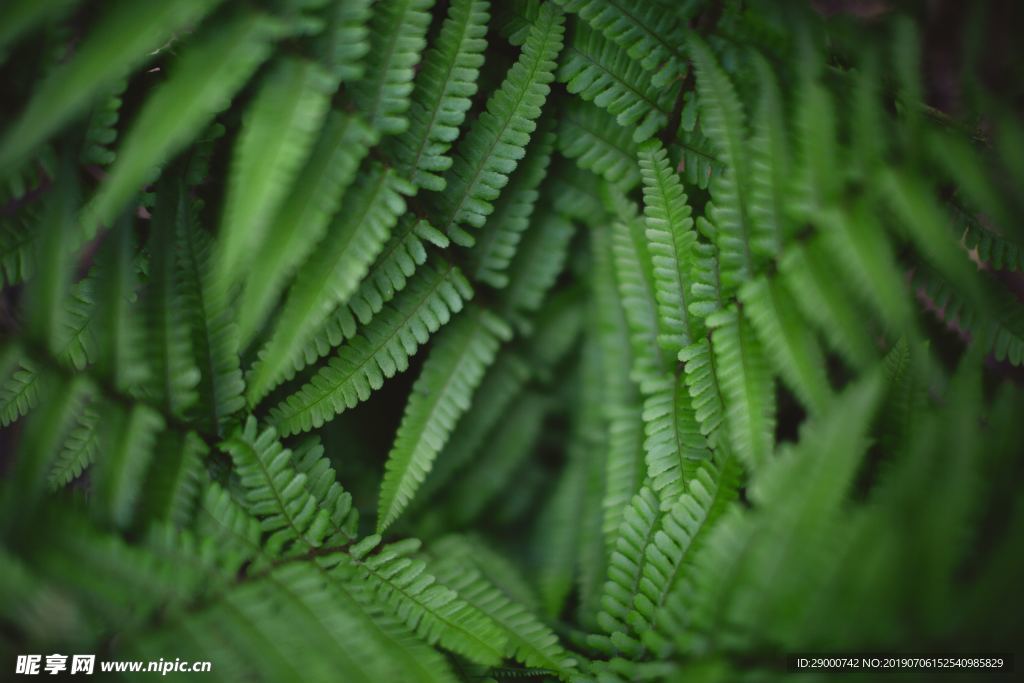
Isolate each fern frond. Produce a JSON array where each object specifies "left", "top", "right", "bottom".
[
  {"left": 469, "top": 127, "right": 554, "bottom": 287},
  {"left": 674, "top": 123, "right": 723, "bottom": 191},
  {"left": 549, "top": 161, "right": 606, "bottom": 224},
  {"left": 915, "top": 268, "right": 1024, "bottom": 367},
  {"left": 139, "top": 429, "right": 206, "bottom": 528},
  {"left": 554, "top": 0, "right": 688, "bottom": 88},
  {"left": 220, "top": 417, "right": 332, "bottom": 556},
  {"left": 268, "top": 218, "right": 450, "bottom": 386},
  {"left": 687, "top": 229, "right": 723, "bottom": 323},
  {"left": 958, "top": 206, "right": 1024, "bottom": 272},
  {"left": 816, "top": 204, "right": 912, "bottom": 331},
  {"left": 0, "top": 0, "right": 221, "bottom": 175},
  {"left": 882, "top": 169, "right": 985, "bottom": 309},
  {"left": 739, "top": 276, "right": 830, "bottom": 415},
  {"left": 591, "top": 224, "right": 644, "bottom": 550},
  {"left": 378, "top": 307, "right": 510, "bottom": 532},
  {"left": 632, "top": 459, "right": 739, "bottom": 637},
  {"left": 79, "top": 80, "right": 124, "bottom": 166},
  {"left": 48, "top": 402, "right": 99, "bottom": 490},
  {"left": 780, "top": 241, "right": 878, "bottom": 370},
  {"left": 247, "top": 165, "right": 415, "bottom": 404},
  {"left": 429, "top": 552, "right": 578, "bottom": 677},
  {"left": 0, "top": 0, "right": 73, "bottom": 60},
  {"left": 445, "top": 391, "right": 548, "bottom": 526},
  {"left": 269, "top": 258, "right": 473, "bottom": 436},
  {"left": 678, "top": 338, "right": 725, "bottom": 444},
  {"left": 502, "top": 211, "right": 575, "bottom": 319},
  {"left": 83, "top": 11, "right": 282, "bottom": 236},
  {"left": 532, "top": 451, "right": 586, "bottom": 618},
  {"left": 558, "top": 100, "right": 640, "bottom": 189},
  {"left": 746, "top": 55, "right": 788, "bottom": 258},
  {"left": 0, "top": 358, "right": 38, "bottom": 428},
  {"left": 591, "top": 486, "right": 660, "bottom": 656},
  {"left": 351, "top": 0, "right": 435, "bottom": 136},
  {"left": 24, "top": 164, "right": 78, "bottom": 356},
  {"left": 609, "top": 212, "right": 666, "bottom": 383},
  {"left": 559, "top": 22, "right": 673, "bottom": 143},
  {"left": 92, "top": 402, "right": 165, "bottom": 528},
  {"left": 681, "top": 375, "right": 883, "bottom": 651},
  {"left": 291, "top": 437, "right": 359, "bottom": 545},
  {"left": 391, "top": 0, "right": 491, "bottom": 190},
  {"left": 92, "top": 219, "right": 148, "bottom": 394},
  {"left": 688, "top": 36, "right": 755, "bottom": 292},
  {"left": 0, "top": 213, "right": 35, "bottom": 288},
  {"left": 177, "top": 216, "right": 245, "bottom": 435},
  {"left": 341, "top": 536, "right": 509, "bottom": 666},
  {"left": 434, "top": 2, "right": 564, "bottom": 245},
  {"left": 708, "top": 309, "right": 775, "bottom": 472},
  {"left": 639, "top": 138, "right": 699, "bottom": 355},
  {"left": 415, "top": 353, "right": 531, "bottom": 508},
  {"left": 143, "top": 183, "right": 200, "bottom": 417},
  {"left": 642, "top": 372, "right": 709, "bottom": 502},
  {"left": 217, "top": 56, "right": 337, "bottom": 286},
  {"left": 314, "top": 0, "right": 373, "bottom": 82},
  {"left": 196, "top": 482, "right": 268, "bottom": 574}
]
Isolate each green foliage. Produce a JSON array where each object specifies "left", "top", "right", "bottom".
[{"left": 2, "top": 2, "right": 1022, "bottom": 682}]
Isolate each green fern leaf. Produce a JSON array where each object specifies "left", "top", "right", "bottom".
[
  {"left": 378, "top": 307, "right": 510, "bottom": 532},
  {"left": 632, "top": 459, "right": 740, "bottom": 636},
  {"left": 469, "top": 127, "right": 554, "bottom": 287},
  {"left": 638, "top": 138, "right": 699, "bottom": 355},
  {"left": 247, "top": 165, "right": 415, "bottom": 404},
  {"left": 92, "top": 402, "right": 165, "bottom": 528},
  {"left": 48, "top": 402, "right": 99, "bottom": 490},
  {"left": 0, "top": 213, "right": 35, "bottom": 288},
  {"left": 197, "top": 481, "right": 268, "bottom": 573},
  {"left": 269, "top": 257, "right": 473, "bottom": 436},
  {"left": 217, "top": 56, "right": 337, "bottom": 286},
  {"left": 82, "top": 11, "right": 282, "bottom": 236},
  {"left": 341, "top": 536, "right": 509, "bottom": 666},
  {"left": 708, "top": 309, "right": 775, "bottom": 472},
  {"left": 391, "top": 0, "right": 491, "bottom": 190},
  {"left": 816, "top": 204, "right": 912, "bottom": 331},
  {"left": 780, "top": 240, "right": 878, "bottom": 370},
  {"left": 292, "top": 437, "right": 359, "bottom": 545},
  {"left": 591, "top": 486, "right": 660, "bottom": 657},
  {"left": 314, "top": 0, "right": 373, "bottom": 82},
  {"left": 139, "top": 429, "right": 206, "bottom": 528},
  {"left": 678, "top": 338, "right": 725, "bottom": 443},
  {"left": 739, "top": 276, "right": 830, "bottom": 415},
  {"left": 220, "top": 417, "right": 332, "bottom": 556},
  {"left": 414, "top": 353, "right": 531, "bottom": 508},
  {"left": 688, "top": 36, "right": 755, "bottom": 292},
  {"left": 434, "top": 2, "right": 564, "bottom": 245},
  {"left": 445, "top": 391, "right": 548, "bottom": 526},
  {"left": 609, "top": 211, "right": 667, "bottom": 382},
  {"left": 430, "top": 552, "right": 578, "bottom": 676},
  {"left": 238, "top": 112, "right": 375, "bottom": 353},
  {"left": 554, "top": 0, "right": 688, "bottom": 88},
  {"left": 267, "top": 218, "right": 451, "bottom": 387},
  {"left": 558, "top": 100, "right": 640, "bottom": 189},
  {"left": 92, "top": 219, "right": 149, "bottom": 394},
  {"left": 143, "top": 182, "right": 200, "bottom": 417},
  {"left": 0, "top": 358, "right": 39, "bottom": 428},
  {"left": 351, "top": 0, "right": 435, "bottom": 136},
  {"left": 177, "top": 216, "right": 245, "bottom": 435},
  {"left": 559, "top": 22, "right": 673, "bottom": 142},
  {"left": 642, "top": 372, "right": 710, "bottom": 502},
  {"left": 502, "top": 210, "right": 575, "bottom": 319},
  {"left": 0, "top": 0, "right": 221, "bottom": 175},
  {"left": 746, "top": 55, "right": 788, "bottom": 258}
]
